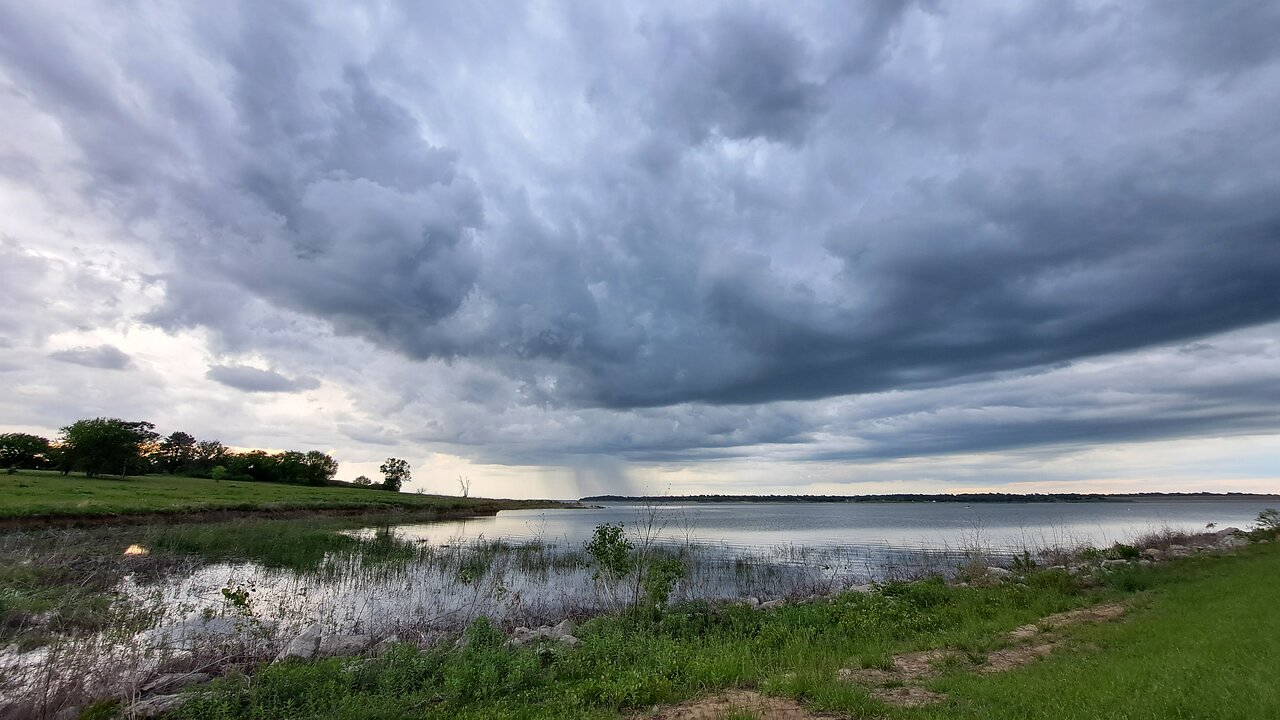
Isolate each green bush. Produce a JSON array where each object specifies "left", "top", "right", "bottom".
[
  {"left": 585, "top": 523, "right": 633, "bottom": 582},
  {"left": 1111, "top": 543, "right": 1141, "bottom": 560}
]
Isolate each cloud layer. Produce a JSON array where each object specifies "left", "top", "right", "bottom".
[{"left": 1, "top": 1, "right": 1278, "bottom": 493}]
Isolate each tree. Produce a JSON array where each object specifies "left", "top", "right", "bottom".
[
  {"left": 303, "top": 450, "right": 338, "bottom": 486},
  {"left": 156, "top": 431, "right": 197, "bottom": 474},
  {"left": 276, "top": 451, "right": 309, "bottom": 484},
  {"left": 353, "top": 475, "right": 374, "bottom": 487},
  {"left": 193, "top": 440, "right": 228, "bottom": 475},
  {"left": 0, "top": 433, "right": 51, "bottom": 469},
  {"left": 379, "top": 457, "right": 410, "bottom": 492},
  {"left": 58, "top": 418, "right": 159, "bottom": 478},
  {"left": 457, "top": 474, "right": 471, "bottom": 498}
]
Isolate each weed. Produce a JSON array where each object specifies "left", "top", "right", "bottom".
[{"left": 1110, "top": 543, "right": 1141, "bottom": 560}]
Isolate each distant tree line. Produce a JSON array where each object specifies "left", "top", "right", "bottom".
[
  {"left": 1, "top": 419, "right": 340, "bottom": 487},
  {"left": 2, "top": 419, "right": 415, "bottom": 492}
]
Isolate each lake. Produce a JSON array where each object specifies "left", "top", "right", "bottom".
[
  {"left": 376, "top": 499, "right": 1275, "bottom": 552},
  {"left": 124, "top": 499, "right": 1274, "bottom": 643}
]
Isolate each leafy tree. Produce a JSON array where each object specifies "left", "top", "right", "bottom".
[
  {"left": 353, "top": 475, "right": 374, "bottom": 487},
  {"left": 193, "top": 440, "right": 228, "bottom": 475},
  {"left": 58, "top": 418, "right": 159, "bottom": 478},
  {"left": 276, "top": 451, "right": 309, "bottom": 484},
  {"left": 379, "top": 457, "right": 410, "bottom": 492},
  {"left": 226, "top": 449, "right": 275, "bottom": 482},
  {"left": 210, "top": 465, "right": 228, "bottom": 481},
  {"left": 0, "top": 432, "right": 51, "bottom": 469},
  {"left": 303, "top": 450, "right": 338, "bottom": 486},
  {"left": 155, "top": 431, "right": 197, "bottom": 474}
]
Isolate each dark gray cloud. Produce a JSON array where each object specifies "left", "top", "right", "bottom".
[
  {"left": 47, "top": 345, "right": 132, "bottom": 370},
  {"left": 207, "top": 365, "right": 319, "bottom": 394},
  {"left": 2, "top": 0, "right": 1279, "bottom": 478}
]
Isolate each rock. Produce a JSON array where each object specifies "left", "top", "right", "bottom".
[
  {"left": 1165, "top": 545, "right": 1193, "bottom": 558},
  {"left": 1047, "top": 565, "right": 1067, "bottom": 572},
  {"left": 141, "top": 672, "right": 212, "bottom": 695},
  {"left": 1216, "top": 535, "right": 1250, "bottom": 550},
  {"left": 123, "top": 693, "right": 189, "bottom": 718},
  {"left": 317, "top": 634, "right": 372, "bottom": 657},
  {"left": 758, "top": 599, "right": 786, "bottom": 611},
  {"left": 507, "top": 627, "right": 534, "bottom": 647},
  {"left": 743, "top": 597, "right": 761, "bottom": 608},
  {"left": 1141, "top": 548, "right": 1164, "bottom": 560},
  {"left": 1213, "top": 527, "right": 1243, "bottom": 539},
  {"left": 507, "top": 623, "right": 581, "bottom": 648},
  {"left": 369, "top": 635, "right": 400, "bottom": 656},
  {"left": 275, "top": 623, "right": 323, "bottom": 662},
  {"left": 1138, "top": 559, "right": 1153, "bottom": 567},
  {"left": 1101, "top": 559, "right": 1129, "bottom": 568},
  {"left": 845, "top": 584, "right": 875, "bottom": 594},
  {"left": 985, "top": 567, "right": 1013, "bottom": 578}
]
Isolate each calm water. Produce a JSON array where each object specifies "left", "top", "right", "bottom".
[{"left": 382, "top": 499, "right": 1276, "bottom": 552}]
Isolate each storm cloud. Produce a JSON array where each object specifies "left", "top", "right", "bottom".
[
  {"left": 1, "top": 1, "right": 1278, "bottom": 492},
  {"left": 48, "top": 345, "right": 132, "bottom": 370},
  {"left": 207, "top": 365, "right": 320, "bottom": 394}
]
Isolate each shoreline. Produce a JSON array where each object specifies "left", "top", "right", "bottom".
[
  {"left": 581, "top": 493, "right": 1280, "bottom": 504},
  {"left": 0, "top": 499, "right": 582, "bottom": 530}
]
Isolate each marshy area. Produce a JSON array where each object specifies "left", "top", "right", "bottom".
[{"left": 2, "top": 502, "right": 1278, "bottom": 719}]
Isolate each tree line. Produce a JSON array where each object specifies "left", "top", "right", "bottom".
[{"left": 1, "top": 419, "right": 411, "bottom": 492}]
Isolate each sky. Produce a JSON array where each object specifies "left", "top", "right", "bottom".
[{"left": 1, "top": 1, "right": 1278, "bottom": 499}]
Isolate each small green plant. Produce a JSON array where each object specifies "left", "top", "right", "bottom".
[
  {"left": 1247, "top": 509, "right": 1280, "bottom": 541},
  {"left": 462, "top": 616, "right": 504, "bottom": 649},
  {"left": 1012, "top": 550, "right": 1038, "bottom": 573},
  {"left": 220, "top": 584, "right": 253, "bottom": 615},
  {"left": 640, "top": 553, "right": 686, "bottom": 608},
  {"left": 1256, "top": 509, "right": 1280, "bottom": 532},
  {"left": 78, "top": 699, "right": 121, "bottom": 720},
  {"left": 585, "top": 523, "right": 633, "bottom": 581},
  {"left": 210, "top": 465, "right": 227, "bottom": 481},
  {"left": 1111, "top": 543, "right": 1141, "bottom": 560},
  {"left": 1100, "top": 565, "right": 1150, "bottom": 592},
  {"left": 1078, "top": 546, "right": 1106, "bottom": 562}
]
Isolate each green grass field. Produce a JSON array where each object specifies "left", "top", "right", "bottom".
[
  {"left": 0, "top": 470, "right": 560, "bottom": 521},
  {"left": 151, "top": 541, "right": 1279, "bottom": 720},
  {"left": 907, "top": 544, "right": 1280, "bottom": 720}
]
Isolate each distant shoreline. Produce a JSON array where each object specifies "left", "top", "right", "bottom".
[{"left": 579, "top": 492, "right": 1280, "bottom": 504}]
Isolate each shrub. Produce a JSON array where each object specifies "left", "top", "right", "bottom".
[
  {"left": 1255, "top": 509, "right": 1279, "bottom": 532},
  {"left": 1012, "top": 550, "right": 1038, "bottom": 573},
  {"left": 585, "top": 523, "right": 633, "bottom": 582},
  {"left": 1078, "top": 546, "right": 1106, "bottom": 563},
  {"left": 641, "top": 553, "right": 686, "bottom": 608},
  {"left": 1111, "top": 543, "right": 1141, "bottom": 560}
]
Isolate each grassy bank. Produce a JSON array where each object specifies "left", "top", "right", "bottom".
[
  {"left": 154, "top": 540, "right": 1279, "bottom": 720},
  {"left": 0, "top": 470, "right": 568, "bottom": 523}
]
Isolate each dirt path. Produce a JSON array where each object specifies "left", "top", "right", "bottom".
[
  {"left": 637, "top": 690, "right": 837, "bottom": 720},
  {"left": 638, "top": 602, "right": 1130, "bottom": 719},
  {"left": 838, "top": 602, "right": 1128, "bottom": 707}
]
